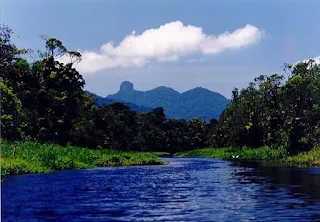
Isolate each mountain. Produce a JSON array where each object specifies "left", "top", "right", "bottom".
[
  {"left": 106, "top": 81, "right": 180, "bottom": 108},
  {"left": 85, "top": 91, "right": 153, "bottom": 113},
  {"left": 105, "top": 81, "right": 230, "bottom": 121}
]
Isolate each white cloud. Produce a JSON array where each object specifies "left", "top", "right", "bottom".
[
  {"left": 58, "top": 21, "right": 264, "bottom": 75},
  {"left": 298, "top": 55, "right": 320, "bottom": 64},
  {"left": 294, "top": 55, "right": 320, "bottom": 69}
]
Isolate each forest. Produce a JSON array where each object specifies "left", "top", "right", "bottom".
[{"left": 1, "top": 24, "right": 319, "bottom": 157}]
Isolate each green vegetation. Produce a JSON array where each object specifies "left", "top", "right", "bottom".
[
  {"left": 213, "top": 63, "right": 320, "bottom": 154},
  {"left": 284, "top": 146, "right": 320, "bottom": 167},
  {"left": 1, "top": 140, "right": 165, "bottom": 177},
  {"left": 177, "top": 146, "right": 320, "bottom": 167},
  {"left": 177, "top": 146, "right": 287, "bottom": 161},
  {"left": 1, "top": 24, "right": 319, "bottom": 172}
]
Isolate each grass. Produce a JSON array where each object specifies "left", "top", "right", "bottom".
[
  {"left": 176, "top": 146, "right": 320, "bottom": 167},
  {"left": 283, "top": 146, "right": 320, "bottom": 167},
  {"left": 176, "top": 146, "right": 287, "bottom": 161},
  {"left": 0, "top": 140, "right": 165, "bottom": 177}
]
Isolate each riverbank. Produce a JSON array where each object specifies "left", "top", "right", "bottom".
[
  {"left": 1, "top": 141, "right": 165, "bottom": 177},
  {"left": 176, "top": 146, "right": 320, "bottom": 167}
]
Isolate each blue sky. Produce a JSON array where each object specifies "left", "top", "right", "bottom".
[{"left": 2, "top": 0, "right": 320, "bottom": 98}]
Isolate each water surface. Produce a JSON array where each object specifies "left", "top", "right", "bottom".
[{"left": 2, "top": 157, "right": 320, "bottom": 221}]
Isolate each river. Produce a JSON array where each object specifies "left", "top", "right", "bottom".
[{"left": 2, "top": 157, "right": 320, "bottom": 221}]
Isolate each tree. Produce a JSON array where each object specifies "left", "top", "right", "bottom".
[
  {"left": 44, "top": 38, "right": 67, "bottom": 58},
  {"left": 0, "top": 25, "right": 28, "bottom": 80},
  {"left": 214, "top": 60, "right": 320, "bottom": 154},
  {"left": 0, "top": 80, "right": 23, "bottom": 139},
  {"left": 185, "top": 118, "right": 208, "bottom": 149},
  {"left": 282, "top": 60, "right": 320, "bottom": 153},
  {"left": 36, "top": 55, "right": 86, "bottom": 144}
]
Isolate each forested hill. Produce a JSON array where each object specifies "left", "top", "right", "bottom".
[
  {"left": 85, "top": 91, "right": 153, "bottom": 113},
  {"left": 104, "top": 81, "right": 230, "bottom": 121}
]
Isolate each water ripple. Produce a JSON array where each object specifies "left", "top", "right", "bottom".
[{"left": 2, "top": 157, "right": 320, "bottom": 221}]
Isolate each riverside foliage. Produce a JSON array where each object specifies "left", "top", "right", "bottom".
[
  {"left": 1, "top": 140, "right": 164, "bottom": 176},
  {"left": 177, "top": 146, "right": 320, "bottom": 167},
  {"left": 213, "top": 62, "right": 320, "bottom": 154}
]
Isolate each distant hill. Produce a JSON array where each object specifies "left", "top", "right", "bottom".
[
  {"left": 103, "top": 81, "right": 230, "bottom": 121},
  {"left": 85, "top": 91, "right": 153, "bottom": 113}
]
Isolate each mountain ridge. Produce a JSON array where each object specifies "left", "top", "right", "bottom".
[
  {"left": 100, "top": 81, "right": 230, "bottom": 121},
  {"left": 85, "top": 91, "right": 153, "bottom": 113}
]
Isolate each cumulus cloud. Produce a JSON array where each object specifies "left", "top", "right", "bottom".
[
  {"left": 293, "top": 55, "right": 320, "bottom": 70},
  {"left": 58, "top": 21, "right": 264, "bottom": 74},
  {"left": 297, "top": 55, "right": 320, "bottom": 65}
]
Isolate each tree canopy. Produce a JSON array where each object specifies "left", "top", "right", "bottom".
[{"left": 214, "top": 61, "right": 320, "bottom": 154}]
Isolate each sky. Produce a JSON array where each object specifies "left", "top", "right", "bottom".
[{"left": 2, "top": 0, "right": 320, "bottom": 98}]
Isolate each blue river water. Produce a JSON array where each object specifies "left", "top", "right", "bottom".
[{"left": 2, "top": 157, "right": 320, "bottom": 221}]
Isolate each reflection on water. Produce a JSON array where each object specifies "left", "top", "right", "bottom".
[
  {"left": 2, "top": 157, "right": 320, "bottom": 221},
  {"left": 233, "top": 161, "right": 320, "bottom": 199},
  {"left": 230, "top": 161, "right": 320, "bottom": 221}
]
